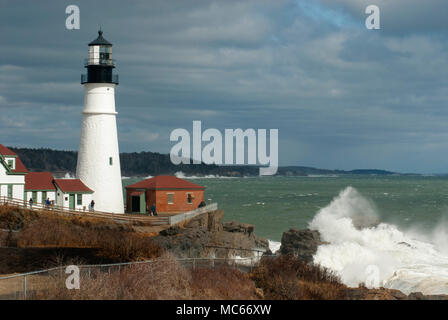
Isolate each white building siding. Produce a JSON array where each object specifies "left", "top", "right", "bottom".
[
  {"left": 0, "top": 162, "right": 26, "bottom": 201},
  {"left": 55, "top": 186, "right": 92, "bottom": 211},
  {"left": 24, "top": 191, "right": 56, "bottom": 204}
]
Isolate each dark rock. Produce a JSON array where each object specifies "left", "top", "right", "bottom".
[
  {"left": 398, "top": 242, "right": 412, "bottom": 248},
  {"left": 279, "top": 228, "right": 326, "bottom": 263},
  {"left": 389, "top": 289, "right": 408, "bottom": 300},
  {"left": 159, "top": 226, "right": 180, "bottom": 236},
  {"left": 422, "top": 295, "right": 448, "bottom": 300},
  {"left": 351, "top": 215, "right": 380, "bottom": 229},
  {"left": 152, "top": 210, "right": 269, "bottom": 258},
  {"left": 408, "top": 292, "right": 425, "bottom": 300},
  {"left": 223, "top": 221, "right": 255, "bottom": 235}
]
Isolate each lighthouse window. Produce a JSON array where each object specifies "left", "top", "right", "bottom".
[{"left": 109, "top": 157, "right": 113, "bottom": 166}]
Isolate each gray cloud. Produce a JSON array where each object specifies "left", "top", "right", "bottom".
[{"left": 0, "top": 0, "right": 448, "bottom": 173}]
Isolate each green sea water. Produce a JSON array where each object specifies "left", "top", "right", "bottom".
[{"left": 123, "top": 175, "right": 448, "bottom": 242}]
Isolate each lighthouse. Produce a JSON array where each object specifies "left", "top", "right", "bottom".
[{"left": 76, "top": 30, "right": 124, "bottom": 214}]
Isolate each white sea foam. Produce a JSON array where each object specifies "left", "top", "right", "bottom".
[
  {"left": 310, "top": 186, "right": 448, "bottom": 295},
  {"left": 307, "top": 175, "right": 339, "bottom": 178},
  {"left": 268, "top": 240, "right": 281, "bottom": 254},
  {"left": 174, "top": 171, "right": 236, "bottom": 179}
]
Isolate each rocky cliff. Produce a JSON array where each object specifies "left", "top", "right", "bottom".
[{"left": 152, "top": 210, "right": 269, "bottom": 258}]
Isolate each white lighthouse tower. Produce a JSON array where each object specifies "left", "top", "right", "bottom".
[{"left": 76, "top": 30, "right": 124, "bottom": 214}]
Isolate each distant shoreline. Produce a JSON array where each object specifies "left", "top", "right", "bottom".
[{"left": 8, "top": 146, "right": 424, "bottom": 178}]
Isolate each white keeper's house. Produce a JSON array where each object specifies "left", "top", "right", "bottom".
[{"left": 0, "top": 144, "right": 93, "bottom": 210}]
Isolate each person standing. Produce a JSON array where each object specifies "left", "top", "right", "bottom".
[
  {"left": 90, "top": 200, "right": 95, "bottom": 212},
  {"left": 29, "top": 198, "right": 33, "bottom": 209},
  {"left": 151, "top": 204, "right": 157, "bottom": 216}
]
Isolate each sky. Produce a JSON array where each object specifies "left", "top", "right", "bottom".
[{"left": 1, "top": 0, "right": 448, "bottom": 173}]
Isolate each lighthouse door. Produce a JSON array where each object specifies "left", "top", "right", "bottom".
[{"left": 69, "top": 194, "right": 75, "bottom": 210}]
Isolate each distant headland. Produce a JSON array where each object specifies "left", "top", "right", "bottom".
[{"left": 8, "top": 146, "right": 414, "bottom": 178}]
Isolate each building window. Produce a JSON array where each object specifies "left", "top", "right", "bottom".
[
  {"left": 109, "top": 157, "right": 113, "bottom": 166},
  {"left": 7, "top": 185, "right": 13, "bottom": 198},
  {"left": 7, "top": 160, "right": 13, "bottom": 168},
  {"left": 187, "top": 193, "right": 193, "bottom": 204},
  {"left": 77, "top": 194, "right": 83, "bottom": 206},
  {"left": 167, "top": 193, "right": 174, "bottom": 204}
]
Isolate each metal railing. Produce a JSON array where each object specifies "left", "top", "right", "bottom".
[
  {"left": 168, "top": 203, "right": 218, "bottom": 225},
  {"left": 0, "top": 255, "right": 273, "bottom": 300},
  {"left": 84, "top": 58, "right": 116, "bottom": 67}
]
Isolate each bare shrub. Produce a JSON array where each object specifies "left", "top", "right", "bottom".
[
  {"left": 33, "top": 254, "right": 260, "bottom": 300},
  {"left": 190, "top": 267, "right": 258, "bottom": 300},
  {"left": 250, "top": 255, "right": 348, "bottom": 300}
]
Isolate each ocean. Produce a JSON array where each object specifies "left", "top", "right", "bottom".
[{"left": 122, "top": 174, "right": 448, "bottom": 295}]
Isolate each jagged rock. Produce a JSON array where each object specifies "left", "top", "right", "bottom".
[
  {"left": 351, "top": 215, "right": 380, "bottom": 229},
  {"left": 346, "top": 287, "right": 409, "bottom": 300},
  {"left": 152, "top": 210, "right": 269, "bottom": 258},
  {"left": 279, "top": 228, "right": 326, "bottom": 263},
  {"left": 408, "top": 292, "right": 426, "bottom": 300},
  {"left": 223, "top": 221, "right": 254, "bottom": 235},
  {"left": 389, "top": 289, "right": 408, "bottom": 300}
]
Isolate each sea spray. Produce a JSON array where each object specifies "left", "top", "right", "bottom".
[
  {"left": 268, "top": 240, "right": 281, "bottom": 254},
  {"left": 309, "top": 186, "right": 448, "bottom": 295}
]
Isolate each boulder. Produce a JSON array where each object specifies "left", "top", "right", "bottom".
[
  {"left": 223, "top": 221, "right": 255, "bottom": 235},
  {"left": 279, "top": 228, "right": 326, "bottom": 263}
]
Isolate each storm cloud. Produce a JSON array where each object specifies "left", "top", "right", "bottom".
[{"left": 0, "top": 0, "right": 447, "bottom": 173}]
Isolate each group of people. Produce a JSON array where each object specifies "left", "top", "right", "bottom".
[
  {"left": 28, "top": 197, "right": 96, "bottom": 211},
  {"left": 28, "top": 197, "right": 54, "bottom": 209}
]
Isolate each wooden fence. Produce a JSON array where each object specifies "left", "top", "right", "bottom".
[{"left": 0, "top": 196, "right": 218, "bottom": 227}]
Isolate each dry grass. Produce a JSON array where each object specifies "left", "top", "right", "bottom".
[
  {"left": 0, "top": 204, "right": 163, "bottom": 261},
  {"left": 33, "top": 253, "right": 259, "bottom": 300},
  {"left": 250, "top": 255, "right": 348, "bottom": 300}
]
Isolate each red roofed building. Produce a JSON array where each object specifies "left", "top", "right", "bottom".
[
  {"left": 1, "top": 142, "right": 97, "bottom": 212},
  {"left": 25, "top": 172, "right": 57, "bottom": 204},
  {"left": 0, "top": 144, "right": 27, "bottom": 199},
  {"left": 54, "top": 179, "right": 94, "bottom": 210},
  {"left": 125, "top": 175, "right": 205, "bottom": 214}
]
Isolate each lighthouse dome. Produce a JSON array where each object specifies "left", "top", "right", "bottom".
[
  {"left": 88, "top": 30, "right": 112, "bottom": 46},
  {"left": 82, "top": 30, "right": 118, "bottom": 84}
]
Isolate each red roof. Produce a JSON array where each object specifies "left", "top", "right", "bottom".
[
  {"left": 54, "top": 179, "right": 93, "bottom": 193},
  {"left": 126, "top": 175, "right": 205, "bottom": 190},
  {"left": 0, "top": 144, "right": 17, "bottom": 156},
  {"left": 25, "top": 172, "right": 56, "bottom": 190},
  {"left": 12, "top": 158, "right": 28, "bottom": 173},
  {"left": 0, "top": 144, "right": 28, "bottom": 173}
]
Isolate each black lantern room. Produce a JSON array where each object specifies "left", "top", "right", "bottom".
[{"left": 81, "top": 30, "right": 119, "bottom": 85}]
